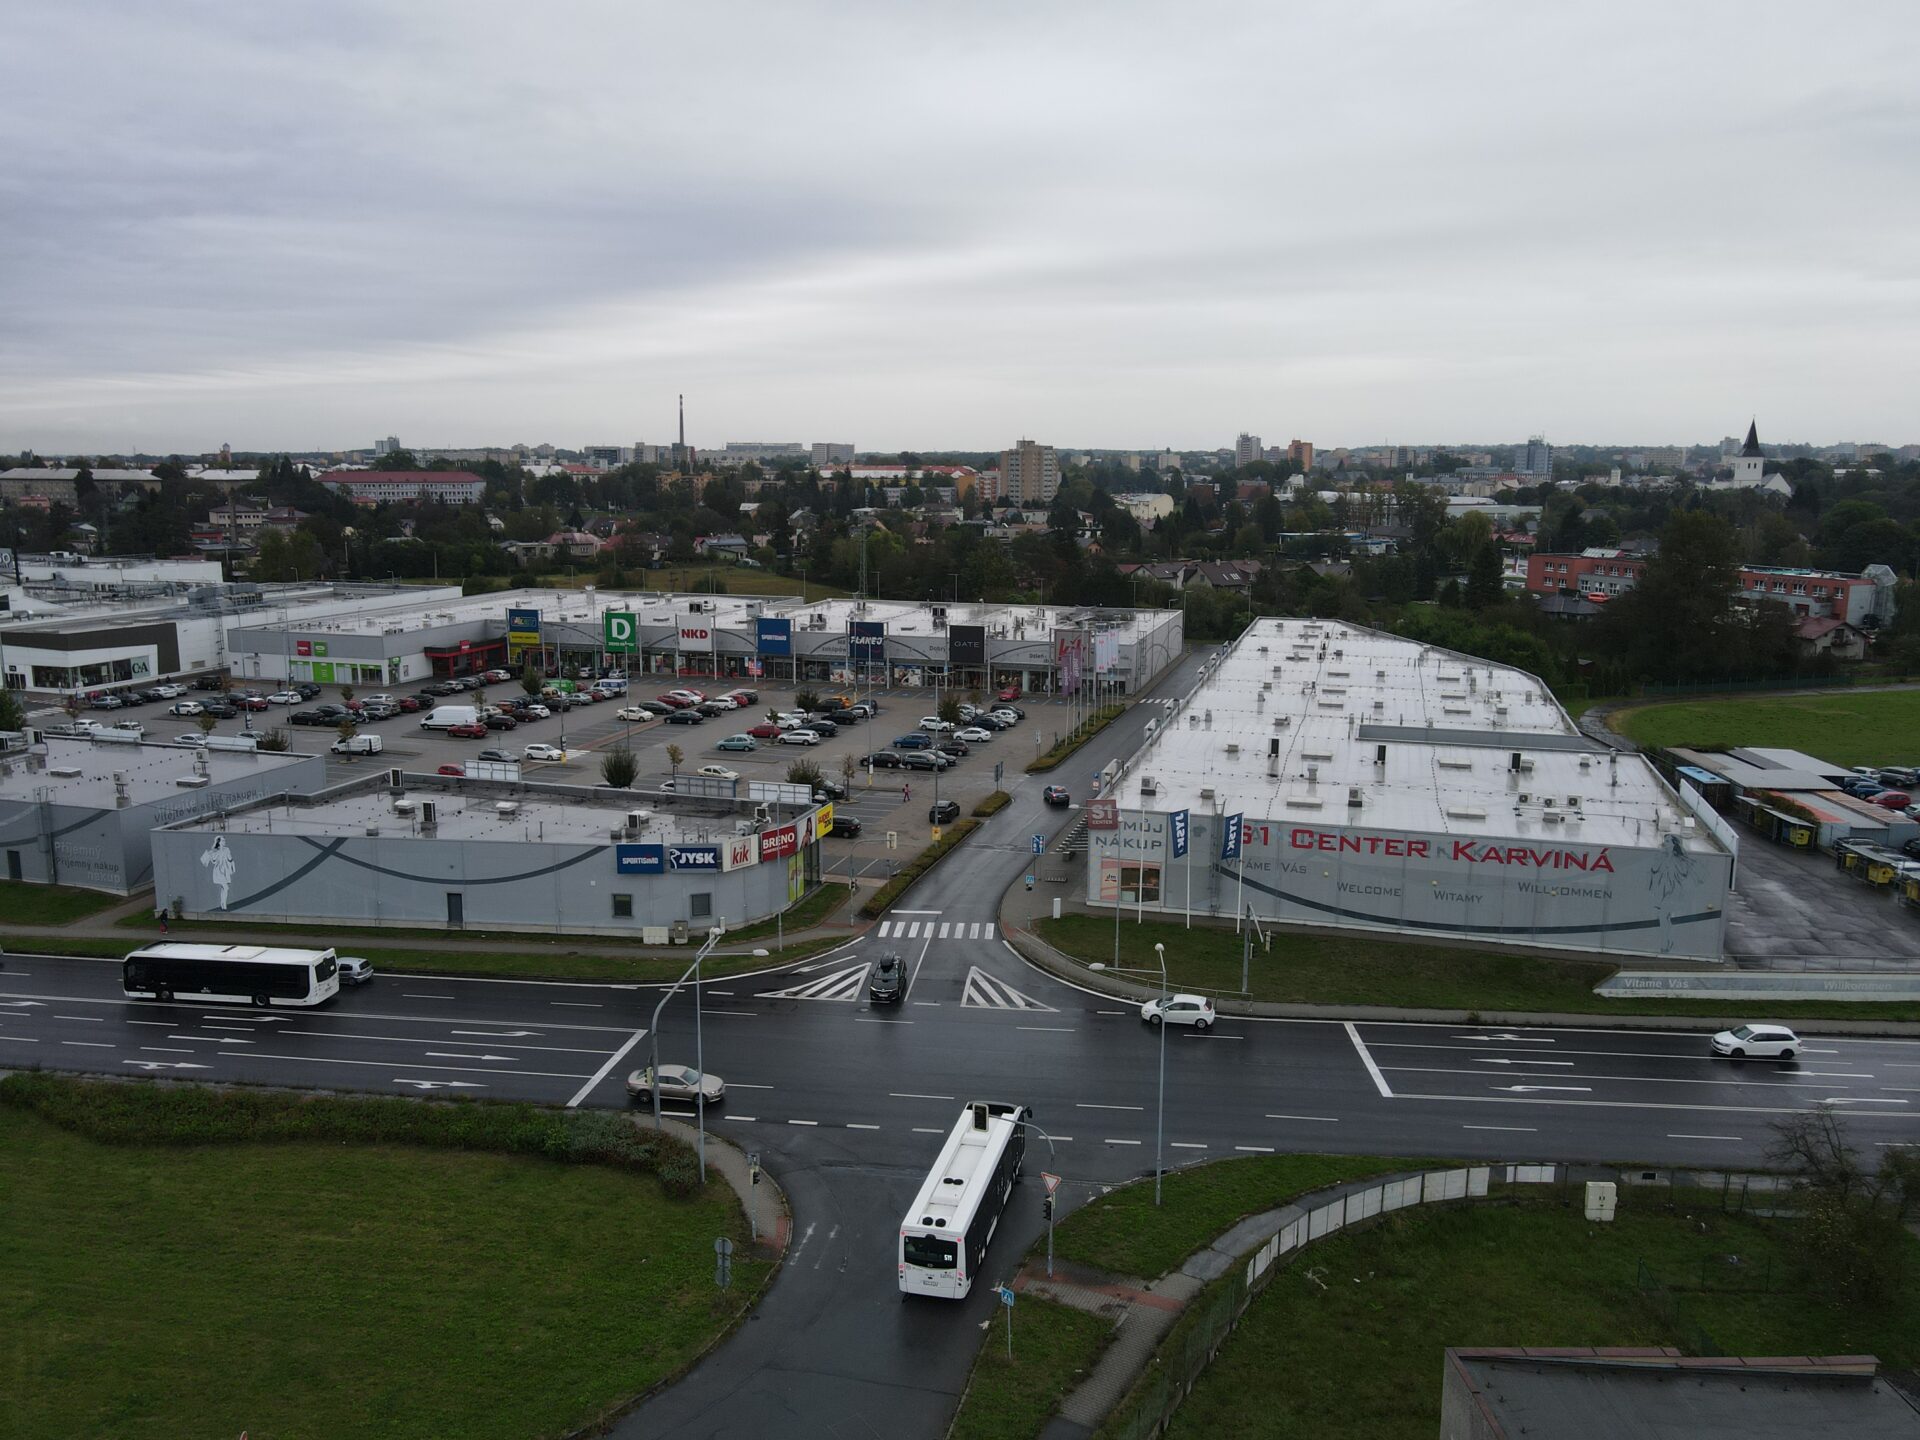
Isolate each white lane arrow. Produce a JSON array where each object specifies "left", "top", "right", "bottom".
[
  {"left": 1456, "top": 1032, "right": 1553, "bottom": 1043},
  {"left": 0, "top": 1000, "right": 47, "bottom": 1008},
  {"left": 1494, "top": 1084, "right": 1592, "bottom": 1093},
  {"left": 1473, "top": 1058, "right": 1575, "bottom": 1067},
  {"left": 424, "top": 1052, "right": 515, "bottom": 1062},
  {"left": 123, "top": 1060, "right": 210, "bottom": 1071},
  {"left": 451, "top": 1030, "right": 540, "bottom": 1038},
  {"left": 395, "top": 1079, "right": 485, "bottom": 1090}
]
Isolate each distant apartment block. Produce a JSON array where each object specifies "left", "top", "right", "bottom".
[
  {"left": 1234, "top": 432, "right": 1263, "bottom": 468},
  {"left": 811, "top": 442, "right": 855, "bottom": 467},
  {"left": 582, "top": 445, "right": 633, "bottom": 469},
  {"left": 1518, "top": 435, "right": 1553, "bottom": 477},
  {"left": 1527, "top": 550, "right": 1898, "bottom": 624},
  {"left": 320, "top": 471, "right": 487, "bottom": 506},
  {"left": 1287, "top": 438, "right": 1315, "bottom": 472},
  {"left": 373, "top": 435, "right": 402, "bottom": 457},
  {"left": 999, "top": 440, "right": 1060, "bottom": 505},
  {"left": 721, "top": 442, "right": 807, "bottom": 463}
]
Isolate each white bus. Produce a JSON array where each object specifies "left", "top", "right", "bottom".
[
  {"left": 898, "top": 1100, "right": 1029, "bottom": 1300},
  {"left": 122, "top": 943, "right": 341, "bottom": 1008}
]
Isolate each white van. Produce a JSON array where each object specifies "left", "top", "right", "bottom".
[
  {"left": 331, "top": 733, "right": 384, "bottom": 755},
  {"left": 593, "top": 676, "right": 629, "bottom": 696},
  {"left": 420, "top": 705, "right": 480, "bottom": 731}
]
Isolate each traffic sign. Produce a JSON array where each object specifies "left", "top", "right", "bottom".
[
  {"left": 1042, "top": 1172, "right": 1061, "bottom": 1195},
  {"left": 931, "top": 825, "right": 942, "bottom": 843},
  {"left": 997, "top": 1285, "right": 1016, "bottom": 1307},
  {"left": 1031, "top": 833, "right": 1046, "bottom": 854}
]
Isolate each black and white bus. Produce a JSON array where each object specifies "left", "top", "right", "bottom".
[
  {"left": 122, "top": 943, "right": 341, "bottom": 1008},
  {"left": 898, "top": 1100, "right": 1029, "bottom": 1299}
]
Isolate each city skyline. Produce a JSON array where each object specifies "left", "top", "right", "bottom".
[{"left": 4, "top": 2, "right": 1917, "bottom": 454}]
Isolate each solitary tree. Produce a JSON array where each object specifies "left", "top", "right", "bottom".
[
  {"left": 257, "top": 726, "right": 291, "bottom": 752},
  {"left": 600, "top": 745, "right": 638, "bottom": 788},
  {"left": 937, "top": 694, "right": 962, "bottom": 724},
  {"left": 335, "top": 717, "right": 358, "bottom": 746},
  {"left": 795, "top": 688, "right": 821, "bottom": 714},
  {"left": 666, "top": 743, "right": 684, "bottom": 781},
  {"left": 0, "top": 689, "right": 23, "bottom": 733},
  {"left": 786, "top": 758, "right": 825, "bottom": 791},
  {"left": 196, "top": 712, "right": 218, "bottom": 736},
  {"left": 339, "top": 684, "right": 356, "bottom": 707},
  {"left": 1465, "top": 542, "right": 1504, "bottom": 610},
  {"left": 840, "top": 752, "right": 856, "bottom": 787},
  {"left": 520, "top": 663, "right": 543, "bottom": 698}
]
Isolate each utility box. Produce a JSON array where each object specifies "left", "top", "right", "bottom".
[
  {"left": 670, "top": 919, "right": 690, "bottom": 945},
  {"left": 1584, "top": 1180, "right": 1617, "bottom": 1222}
]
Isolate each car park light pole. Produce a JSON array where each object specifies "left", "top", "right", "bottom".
[{"left": 1090, "top": 940, "right": 1169, "bottom": 1206}]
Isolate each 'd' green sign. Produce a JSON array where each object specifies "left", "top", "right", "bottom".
[{"left": 603, "top": 610, "right": 638, "bottom": 654}]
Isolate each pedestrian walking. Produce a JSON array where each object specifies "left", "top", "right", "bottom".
[
  {"left": 157, "top": 909, "right": 169, "bottom": 934},
  {"left": 903, "top": 782, "right": 911, "bottom": 803}
]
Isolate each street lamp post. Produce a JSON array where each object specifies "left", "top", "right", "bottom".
[
  {"left": 1089, "top": 940, "right": 1170, "bottom": 1206},
  {"left": 648, "top": 926, "right": 728, "bottom": 1183}
]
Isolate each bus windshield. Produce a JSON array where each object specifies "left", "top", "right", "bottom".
[{"left": 903, "top": 1235, "right": 957, "bottom": 1270}]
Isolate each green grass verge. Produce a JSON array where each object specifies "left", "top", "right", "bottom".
[
  {"left": 9, "top": 931, "right": 842, "bottom": 983},
  {"left": 705, "top": 881, "right": 847, "bottom": 943},
  {"left": 1026, "top": 704, "right": 1127, "bottom": 772},
  {"left": 2, "top": 1074, "right": 767, "bottom": 1440},
  {"left": 1161, "top": 1196, "right": 1920, "bottom": 1440},
  {"left": 1614, "top": 689, "right": 1920, "bottom": 769},
  {"left": 949, "top": 1296, "right": 1116, "bottom": 1440},
  {"left": 859, "top": 819, "right": 980, "bottom": 918},
  {"left": 972, "top": 789, "right": 1012, "bottom": 817},
  {"left": 1054, "top": 1154, "right": 1427, "bottom": 1280},
  {"left": 1035, "top": 914, "right": 1920, "bottom": 1021},
  {"left": 0, "top": 880, "right": 124, "bottom": 925}
]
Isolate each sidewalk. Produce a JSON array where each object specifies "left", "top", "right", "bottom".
[{"left": 647, "top": 1114, "right": 792, "bottom": 1262}]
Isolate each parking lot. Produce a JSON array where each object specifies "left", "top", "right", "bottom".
[{"left": 64, "top": 678, "right": 1075, "bottom": 886}]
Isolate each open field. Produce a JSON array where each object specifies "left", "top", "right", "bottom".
[
  {"left": 1035, "top": 914, "right": 1920, "bottom": 1021},
  {"left": 3, "top": 1075, "right": 766, "bottom": 1440},
  {"left": 1166, "top": 1195, "right": 1920, "bottom": 1440},
  {"left": 1614, "top": 688, "right": 1920, "bottom": 769}
]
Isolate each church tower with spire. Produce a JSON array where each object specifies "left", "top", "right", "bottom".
[{"left": 1732, "top": 419, "right": 1764, "bottom": 486}]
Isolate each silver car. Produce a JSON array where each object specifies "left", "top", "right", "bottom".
[{"left": 627, "top": 1064, "right": 726, "bottom": 1105}]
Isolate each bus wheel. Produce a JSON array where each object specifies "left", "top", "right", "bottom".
[
  {"left": 253, "top": 995, "right": 270, "bottom": 1009},
  {"left": 157, "top": 989, "right": 173, "bottom": 1003}
]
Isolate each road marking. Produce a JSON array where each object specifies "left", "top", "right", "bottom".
[
  {"left": 1668, "top": 1134, "right": 1743, "bottom": 1141},
  {"left": 1184, "top": 1032, "right": 1242, "bottom": 1040},
  {"left": 729, "top": 1082, "right": 775, "bottom": 1090},
  {"left": 700, "top": 1009, "right": 757, "bottom": 1018},
  {"left": 1235, "top": 1144, "right": 1276, "bottom": 1153},
  {"left": 141, "top": 1046, "right": 194, "bottom": 1053},
  {"left": 1452, "top": 1032, "right": 1556, "bottom": 1044},
  {"left": 230, "top": 1049, "right": 595, "bottom": 1081},
  {"left": 761, "top": 961, "right": 870, "bottom": 1002},
  {"left": 1266, "top": 1114, "right": 1340, "bottom": 1123},
  {"left": 723, "top": 1115, "right": 756, "bottom": 1122},
  {"left": 1077, "top": 1103, "right": 1145, "bottom": 1111},
  {"left": 913, "top": 1000, "right": 941, "bottom": 1006},
  {"left": 706, "top": 990, "right": 734, "bottom": 996},
  {"left": 1462, "top": 1124, "right": 1537, "bottom": 1132},
  {"left": 198, "top": 1024, "right": 260, "bottom": 1032},
  {"left": 564, "top": 1024, "right": 649, "bottom": 1108},
  {"left": 1493, "top": 1085, "right": 1592, "bottom": 1094},
  {"left": 903, "top": 913, "right": 939, "bottom": 1005},
  {"left": 1170, "top": 1142, "right": 1207, "bottom": 1149},
  {"left": 1818, "top": 1097, "right": 1908, "bottom": 1106},
  {"left": 788, "top": 1119, "right": 819, "bottom": 1126},
  {"left": 938, "top": 922, "right": 951, "bottom": 939},
  {"left": 403, "top": 992, "right": 457, "bottom": 999},
  {"left": 170, "top": 1034, "right": 253, "bottom": 1044},
  {"left": 1096, "top": 1010, "right": 1127, "bottom": 1016},
  {"left": 1473, "top": 1057, "right": 1575, "bottom": 1067},
  {"left": 278, "top": 1027, "right": 608, "bottom": 1055},
  {"left": 847, "top": 1123, "right": 881, "bottom": 1130},
  {"left": 124, "top": 1019, "right": 173, "bottom": 1026},
  {"left": 425, "top": 1052, "right": 515, "bottom": 1062},
  {"left": 1018, "top": 1026, "right": 1076, "bottom": 1033},
  {"left": 1104, "top": 1138, "right": 1142, "bottom": 1146},
  {"left": 1385, "top": 1062, "right": 1867, "bottom": 1093},
  {"left": 1346, "top": 1021, "right": 1393, "bottom": 1097},
  {"left": 61, "top": 1039, "right": 114, "bottom": 1048},
  {"left": 891, "top": 1092, "right": 955, "bottom": 1101},
  {"left": 855, "top": 1017, "right": 913, "bottom": 1024},
  {"left": 962, "top": 967, "right": 1057, "bottom": 1012},
  {"left": 893, "top": 909, "right": 941, "bottom": 915},
  {"left": 53, "top": 1014, "right": 104, "bottom": 1022},
  {"left": 552, "top": 1002, "right": 603, "bottom": 1008},
  {"left": 912, "top": 1126, "right": 944, "bottom": 1134},
  {"left": 452, "top": 1029, "right": 542, "bottom": 1038}
]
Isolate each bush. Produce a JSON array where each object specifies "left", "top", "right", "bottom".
[
  {"left": 860, "top": 820, "right": 978, "bottom": 918},
  {"left": 601, "top": 745, "right": 638, "bottom": 788},
  {"left": 1026, "top": 704, "right": 1125, "bottom": 772},
  {"left": 972, "top": 790, "right": 1010, "bottom": 817}
]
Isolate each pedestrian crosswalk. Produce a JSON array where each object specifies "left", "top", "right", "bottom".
[
  {"left": 961, "top": 966, "right": 1057, "bottom": 1012},
  {"left": 757, "top": 961, "right": 870, "bottom": 1002},
  {"left": 877, "top": 918, "right": 997, "bottom": 941}
]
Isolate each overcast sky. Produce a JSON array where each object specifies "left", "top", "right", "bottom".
[{"left": 3, "top": 1, "right": 1916, "bottom": 456}]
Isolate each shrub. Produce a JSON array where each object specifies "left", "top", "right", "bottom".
[
  {"left": 860, "top": 820, "right": 978, "bottom": 918},
  {"left": 972, "top": 790, "right": 1010, "bottom": 817}
]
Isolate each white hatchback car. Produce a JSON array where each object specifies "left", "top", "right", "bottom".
[
  {"left": 697, "top": 764, "right": 741, "bottom": 781},
  {"left": 1709, "top": 1023, "right": 1801, "bottom": 1059},
  {"left": 523, "top": 742, "right": 567, "bottom": 762},
  {"left": 1141, "top": 994, "right": 1216, "bottom": 1030},
  {"left": 920, "top": 716, "right": 955, "bottom": 732}
]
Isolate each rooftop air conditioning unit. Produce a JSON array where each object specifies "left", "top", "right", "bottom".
[
  {"left": 392, "top": 798, "right": 416, "bottom": 814},
  {"left": 174, "top": 775, "right": 211, "bottom": 788},
  {"left": 48, "top": 766, "right": 83, "bottom": 779},
  {"left": 494, "top": 801, "right": 520, "bottom": 816},
  {"left": 420, "top": 800, "right": 438, "bottom": 828},
  {"left": 1543, "top": 811, "right": 1563, "bottom": 824},
  {"left": 1199, "top": 787, "right": 1215, "bottom": 801},
  {"left": 1567, "top": 796, "right": 1581, "bottom": 808},
  {"left": 365, "top": 825, "right": 380, "bottom": 836},
  {"left": 1347, "top": 787, "right": 1363, "bottom": 808},
  {"left": 1225, "top": 743, "right": 1239, "bottom": 756}
]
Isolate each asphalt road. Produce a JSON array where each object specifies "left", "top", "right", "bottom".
[{"left": 11, "top": 650, "right": 1920, "bottom": 1437}]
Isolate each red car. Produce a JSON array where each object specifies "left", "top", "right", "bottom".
[
  {"left": 1870, "top": 790, "right": 1912, "bottom": 809},
  {"left": 997, "top": 685, "right": 1022, "bottom": 702},
  {"left": 747, "top": 721, "right": 784, "bottom": 739},
  {"left": 656, "top": 694, "right": 693, "bottom": 708},
  {"left": 397, "top": 696, "right": 423, "bottom": 712},
  {"left": 237, "top": 694, "right": 271, "bottom": 711},
  {"left": 446, "top": 722, "right": 488, "bottom": 738},
  {"left": 438, "top": 764, "right": 465, "bottom": 777}
]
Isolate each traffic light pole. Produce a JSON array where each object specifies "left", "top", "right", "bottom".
[{"left": 1007, "top": 1117, "right": 1064, "bottom": 1277}]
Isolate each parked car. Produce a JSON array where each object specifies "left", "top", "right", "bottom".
[
  {"left": 990, "top": 707, "right": 1023, "bottom": 724},
  {"left": 523, "top": 742, "right": 567, "bottom": 762},
  {"left": 1142, "top": 994, "right": 1216, "bottom": 1030},
  {"left": 716, "top": 733, "right": 759, "bottom": 752},
  {"left": 1043, "top": 785, "right": 1071, "bottom": 807},
  {"left": 665, "top": 707, "right": 706, "bottom": 725},
  {"left": 476, "top": 748, "right": 515, "bottom": 763},
  {"left": 200, "top": 700, "right": 237, "bottom": 719},
  {"left": 360, "top": 702, "right": 399, "bottom": 721},
  {"left": 920, "top": 716, "right": 955, "bottom": 732},
  {"left": 267, "top": 691, "right": 302, "bottom": 706},
  {"left": 697, "top": 764, "right": 741, "bottom": 781},
  {"left": 1870, "top": 790, "right": 1912, "bottom": 810},
  {"left": 289, "top": 709, "right": 331, "bottom": 726},
  {"left": 174, "top": 732, "right": 207, "bottom": 747},
  {"left": 899, "top": 751, "right": 944, "bottom": 771},
  {"left": 293, "top": 683, "right": 322, "bottom": 700},
  {"left": 933, "top": 739, "right": 969, "bottom": 758},
  {"left": 802, "top": 716, "right": 839, "bottom": 736},
  {"left": 829, "top": 814, "right": 864, "bottom": 838},
  {"left": 616, "top": 705, "right": 652, "bottom": 722},
  {"left": 954, "top": 726, "right": 993, "bottom": 743},
  {"left": 747, "top": 722, "right": 785, "bottom": 739},
  {"left": 169, "top": 699, "right": 205, "bottom": 717},
  {"left": 445, "top": 722, "right": 489, "bottom": 739},
  {"left": 725, "top": 687, "right": 758, "bottom": 706},
  {"left": 997, "top": 685, "right": 1022, "bottom": 702},
  {"left": 778, "top": 728, "right": 821, "bottom": 745},
  {"left": 191, "top": 674, "right": 227, "bottom": 690},
  {"left": 1905, "top": 837, "right": 1920, "bottom": 860},
  {"left": 236, "top": 694, "right": 271, "bottom": 711},
  {"left": 893, "top": 733, "right": 932, "bottom": 750},
  {"left": 483, "top": 668, "right": 514, "bottom": 683},
  {"left": 107, "top": 720, "right": 145, "bottom": 737},
  {"left": 437, "top": 763, "right": 465, "bottom": 776},
  {"left": 971, "top": 714, "right": 1009, "bottom": 731},
  {"left": 149, "top": 683, "right": 186, "bottom": 699},
  {"left": 397, "top": 696, "right": 424, "bottom": 712},
  {"left": 929, "top": 799, "right": 961, "bottom": 824},
  {"left": 626, "top": 1064, "right": 725, "bottom": 1105},
  {"left": 813, "top": 779, "right": 849, "bottom": 801},
  {"left": 863, "top": 750, "right": 904, "bottom": 769},
  {"left": 868, "top": 953, "right": 903, "bottom": 1004},
  {"left": 87, "top": 693, "right": 123, "bottom": 710},
  {"left": 337, "top": 956, "right": 375, "bottom": 985},
  {"left": 1709, "top": 1023, "right": 1800, "bottom": 1059},
  {"left": 666, "top": 688, "right": 705, "bottom": 705},
  {"left": 698, "top": 700, "right": 738, "bottom": 717}
]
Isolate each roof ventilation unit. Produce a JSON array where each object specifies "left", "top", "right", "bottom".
[
  {"left": 420, "top": 800, "right": 438, "bottom": 829},
  {"left": 174, "top": 774, "right": 210, "bottom": 789},
  {"left": 392, "top": 798, "right": 416, "bottom": 815},
  {"left": 494, "top": 801, "right": 520, "bottom": 816}
]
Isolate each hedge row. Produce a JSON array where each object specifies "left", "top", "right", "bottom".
[
  {"left": 1025, "top": 705, "right": 1127, "bottom": 772},
  {"left": 971, "top": 789, "right": 1011, "bottom": 818},
  {"left": 858, "top": 819, "right": 980, "bottom": 919},
  {"left": 0, "top": 1071, "right": 707, "bottom": 1198}
]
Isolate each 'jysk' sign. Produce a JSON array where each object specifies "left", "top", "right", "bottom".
[{"left": 668, "top": 845, "right": 721, "bottom": 872}]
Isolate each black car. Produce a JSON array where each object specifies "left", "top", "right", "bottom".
[
  {"left": 1905, "top": 837, "right": 1920, "bottom": 860},
  {"left": 863, "top": 751, "right": 903, "bottom": 769},
  {"left": 483, "top": 712, "right": 519, "bottom": 730},
  {"left": 803, "top": 717, "right": 839, "bottom": 736},
  {"left": 664, "top": 708, "right": 705, "bottom": 724},
  {"left": 868, "top": 953, "right": 903, "bottom": 1003},
  {"left": 476, "top": 748, "right": 515, "bottom": 763},
  {"left": 200, "top": 700, "right": 238, "bottom": 719},
  {"left": 636, "top": 700, "right": 675, "bottom": 716},
  {"left": 829, "top": 814, "right": 863, "bottom": 838},
  {"left": 294, "top": 682, "right": 322, "bottom": 700},
  {"left": 899, "top": 751, "right": 944, "bottom": 771},
  {"left": 289, "top": 709, "right": 333, "bottom": 725},
  {"left": 1043, "top": 785, "right": 1071, "bottom": 807},
  {"left": 972, "top": 714, "right": 1010, "bottom": 731},
  {"left": 192, "top": 674, "right": 227, "bottom": 690},
  {"left": 928, "top": 799, "right": 961, "bottom": 824},
  {"left": 813, "top": 779, "right": 849, "bottom": 801},
  {"left": 933, "top": 739, "right": 969, "bottom": 758},
  {"left": 426, "top": 681, "right": 461, "bottom": 696},
  {"left": 697, "top": 700, "right": 736, "bottom": 717},
  {"left": 726, "top": 688, "right": 759, "bottom": 705}
]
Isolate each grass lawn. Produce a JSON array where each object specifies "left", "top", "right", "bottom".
[
  {"left": 1054, "top": 1154, "right": 1427, "bottom": 1280},
  {"left": 1165, "top": 1197, "right": 1920, "bottom": 1440},
  {"left": 0, "top": 880, "right": 125, "bottom": 925},
  {"left": 1614, "top": 688, "right": 1920, "bottom": 769},
  {"left": 3, "top": 1085, "right": 766, "bottom": 1440},
  {"left": 1035, "top": 914, "right": 1920, "bottom": 1022},
  {"left": 949, "top": 1296, "right": 1116, "bottom": 1440}
]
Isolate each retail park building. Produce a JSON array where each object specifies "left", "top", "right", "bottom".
[{"left": 1086, "top": 617, "right": 1735, "bottom": 961}]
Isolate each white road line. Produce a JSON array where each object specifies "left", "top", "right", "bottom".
[
  {"left": 701, "top": 1009, "right": 757, "bottom": 1018},
  {"left": 723, "top": 1115, "right": 757, "bottom": 1122},
  {"left": 891, "top": 1092, "right": 955, "bottom": 1101},
  {"left": 729, "top": 1082, "right": 775, "bottom": 1090},
  {"left": 61, "top": 1040, "right": 114, "bottom": 1048},
  {"left": 1266, "top": 1114, "right": 1340, "bottom": 1123},
  {"left": 1384, "top": 1063, "right": 1865, "bottom": 1092},
  {"left": 1462, "top": 1124, "right": 1537, "bottom": 1132},
  {"left": 403, "top": 992, "right": 457, "bottom": 999},
  {"left": 913, "top": 1001, "right": 941, "bottom": 1006},
  {"left": 912, "top": 1126, "right": 944, "bottom": 1134},
  {"left": 1184, "top": 1033, "right": 1242, "bottom": 1040},
  {"left": 1077, "top": 1103, "right": 1145, "bottom": 1111},
  {"left": 706, "top": 990, "right": 734, "bottom": 996},
  {"left": 855, "top": 1017, "right": 913, "bottom": 1024},
  {"left": 938, "top": 922, "right": 951, "bottom": 939},
  {"left": 1051, "top": 1135, "right": 1074, "bottom": 1142},
  {"left": 0, "top": 1035, "right": 38, "bottom": 1042},
  {"left": 902, "top": 916, "right": 939, "bottom": 1005},
  {"left": 788, "top": 1119, "right": 819, "bottom": 1126},
  {"left": 280, "top": 1027, "right": 607, "bottom": 1055},
  {"left": 141, "top": 1046, "right": 194, "bottom": 1054},
  {"left": 1018, "top": 1026, "right": 1075, "bottom": 1033},
  {"left": 1170, "top": 1142, "right": 1207, "bottom": 1149},
  {"left": 1669, "top": 1133, "right": 1743, "bottom": 1141},
  {"left": 878, "top": 921, "right": 894, "bottom": 937},
  {"left": 224, "top": 1049, "right": 595, "bottom": 1081},
  {"left": 1235, "top": 1144, "right": 1276, "bottom": 1153},
  {"left": 1105, "top": 1138, "right": 1142, "bottom": 1145},
  {"left": 425, "top": 1052, "right": 514, "bottom": 1062},
  {"left": 53, "top": 1015, "right": 105, "bottom": 1022},
  {"left": 563, "top": 1025, "right": 648, "bottom": 1108},
  {"left": 1096, "top": 1010, "right": 1127, "bottom": 1016},
  {"left": 125, "top": 1020, "right": 173, "bottom": 1026},
  {"left": 1346, "top": 1021, "right": 1394, "bottom": 1098},
  {"left": 1397, "top": 1090, "right": 1896, "bottom": 1117},
  {"left": 893, "top": 909, "right": 941, "bottom": 915},
  {"left": 198, "top": 1024, "right": 261, "bottom": 1032},
  {"left": 847, "top": 1123, "right": 881, "bottom": 1130},
  {"left": 552, "top": 1002, "right": 603, "bottom": 1008},
  {"left": 169, "top": 1034, "right": 253, "bottom": 1043}
]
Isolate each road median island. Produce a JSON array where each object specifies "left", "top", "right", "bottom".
[
  {"left": 2, "top": 1072, "right": 773, "bottom": 1440},
  {"left": 858, "top": 819, "right": 979, "bottom": 919},
  {"left": 1025, "top": 703, "right": 1126, "bottom": 773},
  {"left": 1019, "top": 914, "right": 1920, "bottom": 1025},
  {"left": 971, "top": 788, "right": 1011, "bottom": 817}
]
